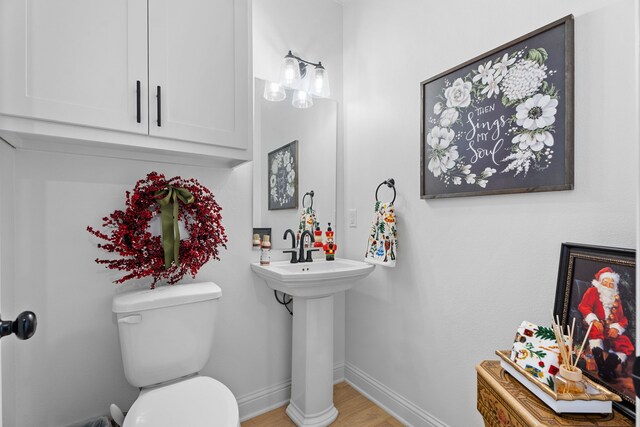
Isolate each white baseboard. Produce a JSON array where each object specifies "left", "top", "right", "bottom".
[
  {"left": 237, "top": 378, "right": 291, "bottom": 422},
  {"left": 238, "top": 362, "right": 346, "bottom": 422},
  {"left": 333, "top": 361, "right": 345, "bottom": 384},
  {"left": 344, "top": 362, "right": 449, "bottom": 427}
]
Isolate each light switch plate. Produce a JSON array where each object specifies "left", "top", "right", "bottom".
[{"left": 348, "top": 209, "right": 357, "bottom": 227}]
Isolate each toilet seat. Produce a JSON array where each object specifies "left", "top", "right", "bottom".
[{"left": 123, "top": 376, "right": 239, "bottom": 427}]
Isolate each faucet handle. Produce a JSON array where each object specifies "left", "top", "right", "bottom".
[
  {"left": 305, "top": 248, "right": 320, "bottom": 263},
  {"left": 283, "top": 249, "right": 298, "bottom": 264}
]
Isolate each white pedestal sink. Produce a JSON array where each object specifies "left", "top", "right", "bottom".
[{"left": 251, "top": 258, "right": 375, "bottom": 427}]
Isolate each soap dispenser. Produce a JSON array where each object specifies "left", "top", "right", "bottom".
[{"left": 260, "top": 235, "right": 271, "bottom": 265}]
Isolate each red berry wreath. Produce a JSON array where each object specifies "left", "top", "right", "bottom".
[{"left": 87, "top": 172, "right": 228, "bottom": 288}]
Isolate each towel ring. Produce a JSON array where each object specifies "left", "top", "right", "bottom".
[
  {"left": 302, "top": 190, "right": 314, "bottom": 209},
  {"left": 375, "top": 179, "right": 396, "bottom": 204}
]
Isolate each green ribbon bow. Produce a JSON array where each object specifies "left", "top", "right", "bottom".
[{"left": 155, "top": 185, "right": 195, "bottom": 269}]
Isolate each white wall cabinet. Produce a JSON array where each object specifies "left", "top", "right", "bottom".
[
  {"left": 0, "top": 0, "right": 149, "bottom": 134},
  {"left": 149, "top": 0, "right": 249, "bottom": 149},
  {"left": 0, "top": 0, "right": 250, "bottom": 165}
]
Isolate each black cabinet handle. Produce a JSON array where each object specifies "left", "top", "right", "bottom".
[
  {"left": 156, "top": 86, "right": 162, "bottom": 127},
  {"left": 136, "top": 81, "right": 141, "bottom": 123},
  {"left": 0, "top": 311, "right": 37, "bottom": 340}
]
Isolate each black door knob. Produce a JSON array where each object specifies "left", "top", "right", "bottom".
[{"left": 0, "top": 311, "right": 37, "bottom": 340}]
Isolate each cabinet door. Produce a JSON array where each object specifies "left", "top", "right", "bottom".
[
  {"left": 148, "top": 0, "right": 250, "bottom": 149},
  {"left": 0, "top": 0, "right": 148, "bottom": 133}
]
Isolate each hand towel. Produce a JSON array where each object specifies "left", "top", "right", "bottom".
[
  {"left": 364, "top": 201, "right": 397, "bottom": 267},
  {"left": 298, "top": 206, "right": 317, "bottom": 234}
]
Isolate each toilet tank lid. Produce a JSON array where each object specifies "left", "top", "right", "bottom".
[{"left": 112, "top": 282, "right": 222, "bottom": 313}]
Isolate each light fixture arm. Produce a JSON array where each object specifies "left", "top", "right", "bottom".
[{"left": 285, "top": 51, "right": 325, "bottom": 69}]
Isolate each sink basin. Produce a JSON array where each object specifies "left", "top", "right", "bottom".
[{"left": 251, "top": 258, "right": 375, "bottom": 297}]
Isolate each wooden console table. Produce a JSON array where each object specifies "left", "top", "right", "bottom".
[{"left": 476, "top": 360, "right": 633, "bottom": 427}]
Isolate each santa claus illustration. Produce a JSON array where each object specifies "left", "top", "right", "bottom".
[{"left": 578, "top": 267, "right": 634, "bottom": 381}]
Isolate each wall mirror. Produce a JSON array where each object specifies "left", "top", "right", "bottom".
[{"left": 253, "top": 78, "right": 337, "bottom": 250}]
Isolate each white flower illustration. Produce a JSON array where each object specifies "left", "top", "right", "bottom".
[
  {"left": 439, "top": 108, "right": 459, "bottom": 127},
  {"left": 481, "top": 76, "right": 502, "bottom": 99},
  {"left": 513, "top": 131, "right": 554, "bottom": 152},
  {"left": 482, "top": 167, "right": 497, "bottom": 177},
  {"left": 502, "top": 149, "right": 536, "bottom": 176},
  {"left": 427, "top": 126, "right": 458, "bottom": 177},
  {"left": 428, "top": 146, "right": 459, "bottom": 177},
  {"left": 427, "top": 46, "right": 558, "bottom": 184},
  {"left": 473, "top": 61, "right": 495, "bottom": 85},
  {"left": 444, "top": 78, "right": 472, "bottom": 108},
  {"left": 492, "top": 53, "right": 516, "bottom": 77},
  {"left": 501, "top": 59, "right": 547, "bottom": 101},
  {"left": 427, "top": 126, "right": 454, "bottom": 149},
  {"left": 515, "top": 94, "right": 557, "bottom": 130}
]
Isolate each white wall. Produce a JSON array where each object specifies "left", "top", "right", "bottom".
[
  {"left": 252, "top": 0, "right": 343, "bottom": 103},
  {"left": 0, "top": 2, "right": 344, "bottom": 426},
  {"left": 342, "top": 1, "right": 639, "bottom": 426},
  {"left": 2, "top": 151, "right": 295, "bottom": 426},
  {"left": 252, "top": 0, "right": 346, "bottom": 376},
  {"left": 0, "top": 140, "right": 16, "bottom": 427}
]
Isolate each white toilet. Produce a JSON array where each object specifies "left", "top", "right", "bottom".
[{"left": 112, "top": 281, "right": 239, "bottom": 427}]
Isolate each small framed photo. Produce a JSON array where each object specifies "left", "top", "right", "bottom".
[
  {"left": 421, "top": 15, "right": 574, "bottom": 198},
  {"left": 553, "top": 243, "right": 636, "bottom": 419},
  {"left": 268, "top": 140, "right": 298, "bottom": 210}
]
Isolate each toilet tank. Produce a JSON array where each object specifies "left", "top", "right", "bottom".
[{"left": 112, "top": 282, "right": 222, "bottom": 388}]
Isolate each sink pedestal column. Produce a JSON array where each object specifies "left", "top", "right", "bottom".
[{"left": 286, "top": 295, "right": 338, "bottom": 427}]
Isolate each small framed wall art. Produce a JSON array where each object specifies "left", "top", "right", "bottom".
[
  {"left": 268, "top": 140, "right": 298, "bottom": 210},
  {"left": 420, "top": 15, "right": 574, "bottom": 199},
  {"left": 553, "top": 243, "right": 636, "bottom": 419}
]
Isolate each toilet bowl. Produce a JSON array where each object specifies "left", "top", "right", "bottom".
[
  {"left": 113, "top": 282, "right": 239, "bottom": 427},
  {"left": 123, "top": 376, "right": 238, "bottom": 427}
]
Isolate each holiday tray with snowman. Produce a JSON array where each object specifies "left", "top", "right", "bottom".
[{"left": 498, "top": 320, "right": 621, "bottom": 414}]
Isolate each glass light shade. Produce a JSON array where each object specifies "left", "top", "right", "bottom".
[
  {"left": 279, "top": 56, "right": 301, "bottom": 88},
  {"left": 291, "top": 90, "right": 313, "bottom": 109},
  {"left": 309, "top": 65, "right": 330, "bottom": 98},
  {"left": 263, "top": 81, "right": 286, "bottom": 102}
]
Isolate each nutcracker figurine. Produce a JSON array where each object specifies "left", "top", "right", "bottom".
[
  {"left": 323, "top": 222, "right": 337, "bottom": 261},
  {"left": 313, "top": 222, "right": 324, "bottom": 248}
]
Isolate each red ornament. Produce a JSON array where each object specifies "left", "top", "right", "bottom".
[{"left": 87, "top": 172, "right": 228, "bottom": 288}]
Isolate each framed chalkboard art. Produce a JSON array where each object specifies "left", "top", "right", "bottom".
[
  {"left": 421, "top": 15, "right": 574, "bottom": 199},
  {"left": 268, "top": 140, "right": 298, "bottom": 210}
]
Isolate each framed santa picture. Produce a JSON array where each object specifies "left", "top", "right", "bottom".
[{"left": 553, "top": 242, "right": 636, "bottom": 419}]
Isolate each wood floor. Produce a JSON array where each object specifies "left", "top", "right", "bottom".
[{"left": 242, "top": 382, "right": 404, "bottom": 427}]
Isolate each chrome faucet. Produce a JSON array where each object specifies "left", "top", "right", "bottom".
[
  {"left": 283, "top": 229, "right": 297, "bottom": 263},
  {"left": 298, "top": 230, "right": 319, "bottom": 263}
]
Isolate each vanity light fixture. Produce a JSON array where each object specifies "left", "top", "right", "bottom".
[{"left": 263, "top": 50, "right": 330, "bottom": 109}]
